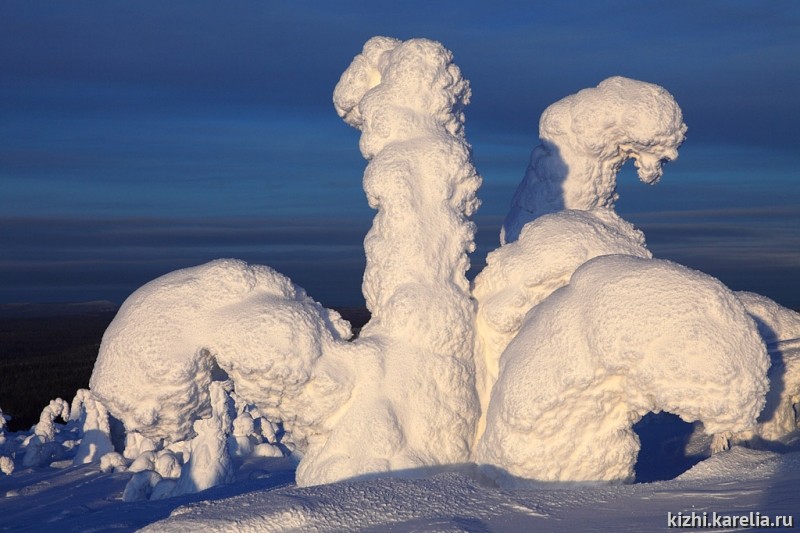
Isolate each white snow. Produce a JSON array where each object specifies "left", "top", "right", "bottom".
[
  {"left": 22, "top": 398, "right": 69, "bottom": 468},
  {"left": 70, "top": 389, "right": 114, "bottom": 465},
  {"left": 171, "top": 382, "right": 235, "bottom": 497},
  {"left": 0, "top": 408, "right": 11, "bottom": 476},
  {"left": 2, "top": 442, "right": 798, "bottom": 532},
  {"left": 298, "top": 36, "right": 481, "bottom": 485},
  {"left": 1, "top": 34, "right": 798, "bottom": 531},
  {"left": 716, "top": 292, "right": 800, "bottom": 445},
  {"left": 90, "top": 258, "right": 350, "bottom": 451},
  {"left": 476, "top": 255, "right": 770, "bottom": 485},
  {"left": 472, "top": 208, "right": 651, "bottom": 432},
  {"left": 502, "top": 76, "right": 686, "bottom": 244}
]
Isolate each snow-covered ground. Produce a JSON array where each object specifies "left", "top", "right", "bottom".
[{"left": 1, "top": 434, "right": 798, "bottom": 531}]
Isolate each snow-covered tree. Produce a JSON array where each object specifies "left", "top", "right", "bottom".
[{"left": 87, "top": 37, "right": 778, "bottom": 491}]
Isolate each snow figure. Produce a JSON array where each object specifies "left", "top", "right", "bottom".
[
  {"left": 88, "top": 37, "right": 777, "bottom": 491},
  {"left": 0, "top": 408, "right": 11, "bottom": 476},
  {"left": 0, "top": 456, "right": 12, "bottom": 476},
  {"left": 22, "top": 398, "right": 69, "bottom": 468},
  {"left": 501, "top": 76, "right": 686, "bottom": 244},
  {"left": 70, "top": 389, "right": 115, "bottom": 465},
  {"left": 472, "top": 209, "right": 651, "bottom": 435},
  {"left": 473, "top": 76, "right": 687, "bottom": 440},
  {"left": 296, "top": 36, "right": 481, "bottom": 485},
  {"left": 122, "top": 470, "right": 162, "bottom": 502},
  {"left": 90, "top": 258, "right": 351, "bottom": 448},
  {"left": 154, "top": 450, "right": 182, "bottom": 479},
  {"left": 0, "top": 407, "right": 8, "bottom": 450},
  {"left": 172, "top": 382, "right": 235, "bottom": 496},
  {"left": 229, "top": 409, "right": 258, "bottom": 458},
  {"left": 476, "top": 255, "right": 770, "bottom": 485},
  {"left": 99, "top": 452, "right": 127, "bottom": 473},
  {"left": 122, "top": 432, "right": 157, "bottom": 461},
  {"left": 711, "top": 292, "right": 800, "bottom": 450},
  {"left": 90, "top": 36, "right": 481, "bottom": 488},
  {"left": 128, "top": 450, "right": 157, "bottom": 473}
]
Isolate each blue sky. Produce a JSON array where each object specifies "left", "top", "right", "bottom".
[{"left": 1, "top": 1, "right": 799, "bottom": 308}]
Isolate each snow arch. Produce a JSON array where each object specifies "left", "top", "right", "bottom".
[
  {"left": 476, "top": 255, "right": 770, "bottom": 485},
  {"left": 90, "top": 259, "right": 352, "bottom": 449}
]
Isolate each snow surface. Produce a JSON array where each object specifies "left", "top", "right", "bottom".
[
  {"left": 1, "top": 438, "right": 799, "bottom": 531},
  {"left": 2, "top": 34, "right": 799, "bottom": 530}
]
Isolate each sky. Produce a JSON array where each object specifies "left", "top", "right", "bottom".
[{"left": 1, "top": 1, "right": 799, "bottom": 309}]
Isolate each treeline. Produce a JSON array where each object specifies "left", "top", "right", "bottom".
[
  {"left": 0, "top": 307, "right": 371, "bottom": 432},
  {"left": 0, "top": 312, "right": 116, "bottom": 431}
]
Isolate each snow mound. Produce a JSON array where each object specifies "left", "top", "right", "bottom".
[
  {"left": 476, "top": 255, "right": 769, "bottom": 485},
  {"left": 502, "top": 76, "right": 686, "bottom": 243},
  {"left": 90, "top": 258, "right": 350, "bottom": 446},
  {"left": 678, "top": 447, "right": 781, "bottom": 481}
]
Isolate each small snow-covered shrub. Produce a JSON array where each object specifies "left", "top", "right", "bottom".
[
  {"left": 22, "top": 398, "right": 69, "bottom": 468},
  {"left": 70, "top": 389, "right": 114, "bottom": 465}
]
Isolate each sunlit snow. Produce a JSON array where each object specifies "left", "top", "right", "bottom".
[{"left": 1, "top": 36, "right": 799, "bottom": 532}]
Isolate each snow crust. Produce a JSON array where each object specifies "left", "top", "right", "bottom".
[{"left": 502, "top": 76, "right": 686, "bottom": 243}]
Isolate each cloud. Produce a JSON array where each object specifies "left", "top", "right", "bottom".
[
  {"left": 618, "top": 206, "right": 800, "bottom": 308},
  {"left": 0, "top": 216, "right": 368, "bottom": 306}
]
